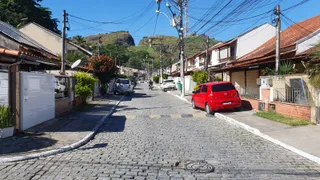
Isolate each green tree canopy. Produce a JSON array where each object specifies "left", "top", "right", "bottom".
[{"left": 0, "top": 0, "right": 60, "bottom": 34}]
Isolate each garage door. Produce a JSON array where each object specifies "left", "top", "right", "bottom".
[
  {"left": 231, "top": 71, "right": 245, "bottom": 94},
  {"left": 246, "top": 70, "right": 259, "bottom": 89}
]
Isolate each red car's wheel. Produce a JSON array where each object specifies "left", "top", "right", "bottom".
[
  {"left": 191, "top": 99, "right": 196, "bottom": 109},
  {"left": 205, "top": 103, "right": 213, "bottom": 114}
]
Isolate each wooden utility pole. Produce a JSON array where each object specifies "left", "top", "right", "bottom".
[
  {"left": 61, "top": 10, "right": 67, "bottom": 74},
  {"left": 205, "top": 36, "right": 210, "bottom": 71},
  {"left": 179, "top": 0, "right": 185, "bottom": 97},
  {"left": 275, "top": 5, "right": 281, "bottom": 74}
]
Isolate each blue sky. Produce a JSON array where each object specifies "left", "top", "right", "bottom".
[{"left": 41, "top": 0, "right": 319, "bottom": 44}]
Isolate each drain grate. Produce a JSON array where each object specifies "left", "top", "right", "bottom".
[{"left": 184, "top": 160, "right": 215, "bottom": 173}]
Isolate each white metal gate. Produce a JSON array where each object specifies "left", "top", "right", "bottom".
[{"left": 20, "top": 72, "right": 55, "bottom": 130}]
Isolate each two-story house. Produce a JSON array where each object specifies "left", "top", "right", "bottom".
[{"left": 208, "top": 23, "right": 276, "bottom": 93}]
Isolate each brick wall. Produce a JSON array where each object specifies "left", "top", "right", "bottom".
[
  {"left": 241, "top": 97, "right": 259, "bottom": 110},
  {"left": 271, "top": 102, "right": 311, "bottom": 120},
  {"left": 241, "top": 97, "right": 311, "bottom": 121},
  {"left": 261, "top": 88, "right": 270, "bottom": 102}
]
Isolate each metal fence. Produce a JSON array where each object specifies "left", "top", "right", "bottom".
[
  {"left": 237, "top": 87, "right": 260, "bottom": 99},
  {"left": 273, "top": 88, "right": 310, "bottom": 105}
]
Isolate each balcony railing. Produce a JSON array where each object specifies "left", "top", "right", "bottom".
[{"left": 273, "top": 88, "right": 310, "bottom": 105}]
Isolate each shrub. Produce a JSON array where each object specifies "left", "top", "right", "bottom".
[
  {"left": 0, "top": 105, "right": 14, "bottom": 128},
  {"left": 117, "top": 74, "right": 127, "bottom": 78},
  {"left": 75, "top": 72, "right": 98, "bottom": 104},
  {"left": 193, "top": 85, "right": 200, "bottom": 91},
  {"left": 162, "top": 74, "right": 168, "bottom": 80},
  {"left": 192, "top": 70, "right": 208, "bottom": 85},
  {"left": 153, "top": 76, "right": 160, "bottom": 83},
  {"left": 214, "top": 76, "right": 222, "bottom": 81}
]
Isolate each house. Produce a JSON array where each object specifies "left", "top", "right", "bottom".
[
  {"left": 221, "top": 14, "right": 320, "bottom": 123},
  {"left": 19, "top": 22, "right": 93, "bottom": 58},
  {"left": 0, "top": 21, "right": 59, "bottom": 70},
  {"left": 208, "top": 23, "right": 276, "bottom": 92}
]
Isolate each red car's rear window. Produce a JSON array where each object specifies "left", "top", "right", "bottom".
[{"left": 211, "top": 84, "right": 235, "bottom": 92}]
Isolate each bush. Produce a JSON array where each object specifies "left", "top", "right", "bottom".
[
  {"left": 0, "top": 105, "right": 14, "bottom": 128},
  {"left": 214, "top": 76, "right": 222, "bottom": 81},
  {"left": 117, "top": 74, "right": 127, "bottom": 78},
  {"left": 153, "top": 76, "right": 160, "bottom": 83},
  {"left": 75, "top": 72, "right": 98, "bottom": 104},
  {"left": 192, "top": 70, "right": 208, "bottom": 85},
  {"left": 193, "top": 85, "right": 200, "bottom": 91},
  {"left": 162, "top": 74, "right": 168, "bottom": 80}
]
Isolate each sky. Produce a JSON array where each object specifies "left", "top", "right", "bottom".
[{"left": 41, "top": 0, "right": 319, "bottom": 44}]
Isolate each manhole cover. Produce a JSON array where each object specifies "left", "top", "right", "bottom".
[{"left": 184, "top": 160, "right": 215, "bottom": 173}]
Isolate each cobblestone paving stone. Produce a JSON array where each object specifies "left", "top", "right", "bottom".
[{"left": 1, "top": 84, "right": 320, "bottom": 179}]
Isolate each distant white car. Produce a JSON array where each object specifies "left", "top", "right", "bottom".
[
  {"left": 114, "top": 78, "right": 133, "bottom": 95},
  {"left": 160, "top": 79, "right": 177, "bottom": 92}
]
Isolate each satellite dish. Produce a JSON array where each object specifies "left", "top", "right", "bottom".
[{"left": 71, "top": 59, "right": 81, "bottom": 69}]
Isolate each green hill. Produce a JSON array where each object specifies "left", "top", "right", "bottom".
[{"left": 84, "top": 31, "right": 135, "bottom": 46}]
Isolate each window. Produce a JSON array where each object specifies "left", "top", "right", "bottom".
[
  {"left": 194, "top": 86, "right": 201, "bottom": 93},
  {"left": 117, "top": 79, "right": 130, "bottom": 84},
  {"left": 201, "top": 85, "right": 208, "bottom": 93},
  {"left": 211, "top": 84, "right": 235, "bottom": 92},
  {"left": 55, "top": 76, "right": 70, "bottom": 99}
]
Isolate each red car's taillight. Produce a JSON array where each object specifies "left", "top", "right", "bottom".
[{"left": 234, "top": 91, "right": 239, "bottom": 98}]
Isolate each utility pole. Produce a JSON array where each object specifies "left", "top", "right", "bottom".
[
  {"left": 61, "top": 10, "right": 67, "bottom": 74},
  {"left": 205, "top": 36, "right": 210, "bottom": 71},
  {"left": 179, "top": 0, "right": 185, "bottom": 97},
  {"left": 160, "top": 38, "right": 163, "bottom": 84},
  {"left": 184, "top": 0, "right": 189, "bottom": 37},
  {"left": 275, "top": 5, "right": 281, "bottom": 74},
  {"left": 98, "top": 36, "right": 102, "bottom": 56}
]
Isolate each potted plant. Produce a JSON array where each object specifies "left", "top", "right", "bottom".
[{"left": 0, "top": 105, "right": 15, "bottom": 138}]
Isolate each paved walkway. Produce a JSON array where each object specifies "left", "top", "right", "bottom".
[
  {"left": 167, "top": 90, "right": 320, "bottom": 161},
  {"left": 0, "top": 95, "right": 122, "bottom": 158}
]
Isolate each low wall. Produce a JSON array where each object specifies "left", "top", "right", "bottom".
[
  {"left": 241, "top": 97, "right": 311, "bottom": 121},
  {"left": 55, "top": 98, "right": 72, "bottom": 116},
  {"left": 270, "top": 102, "right": 311, "bottom": 120}
]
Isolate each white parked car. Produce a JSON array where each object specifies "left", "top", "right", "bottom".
[
  {"left": 114, "top": 78, "right": 133, "bottom": 95},
  {"left": 160, "top": 79, "right": 177, "bottom": 92}
]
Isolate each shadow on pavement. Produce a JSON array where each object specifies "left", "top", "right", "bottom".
[
  {"left": 0, "top": 95, "right": 121, "bottom": 156},
  {"left": 102, "top": 116, "right": 127, "bottom": 132},
  {"left": 0, "top": 135, "right": 57, "bottom": 155}
]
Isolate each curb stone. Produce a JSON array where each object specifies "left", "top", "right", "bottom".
[
  {"left": 0, "top": 95, "right": 125, "bottom": 164},
  {"left": 167, "top": 91, "right": 320, "bottom": 165}
]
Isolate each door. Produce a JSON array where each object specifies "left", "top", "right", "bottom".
[
  {"left": 193, "top": 85, "right": 201, "bottom": 106},
  {"left": 199, "top": 85, "right": 208, "bottom": 108}
]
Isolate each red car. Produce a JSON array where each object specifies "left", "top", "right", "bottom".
[{"left": 191, "top": 82, "right": 241, "bottom": 114}]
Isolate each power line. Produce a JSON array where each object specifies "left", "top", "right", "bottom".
[{"left": 68, "top": 14, "right": 121, "bottom": 24}]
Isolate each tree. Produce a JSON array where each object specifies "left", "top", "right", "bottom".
[
  {"left": 73, "top": 35, "right": 86, "bottom": 47},
  {"left": 88, "top": 55, "right": 117, "bottom": 84},
  {"left": 0, "top": 0, "right": 60, "bottom": 34}
]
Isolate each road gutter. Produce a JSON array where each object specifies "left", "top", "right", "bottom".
[{"left": 0, "top": 95, "right": 125, "bottom": 164}]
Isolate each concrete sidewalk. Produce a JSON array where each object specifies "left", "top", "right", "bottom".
[
  {"left": 0, "top": 95, "right": 122, "bottom": 159},
  {"left": 166, "top": 90, "right": 320, "bottom": 164}
]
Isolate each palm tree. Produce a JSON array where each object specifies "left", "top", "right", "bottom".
[{"left": 73, "top": 35, "right": 86, "bottom": 46}]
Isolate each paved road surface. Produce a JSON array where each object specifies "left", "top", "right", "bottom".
[{"left": 1, "top": 83, "right": 320, "bottom": 179}]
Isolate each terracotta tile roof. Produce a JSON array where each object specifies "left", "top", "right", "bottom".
[{"left": 238, "top": 14, "right": 320, "bottom": 62}]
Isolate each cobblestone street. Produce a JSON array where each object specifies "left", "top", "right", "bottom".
[{"left": 1, "top": 84, "right": 320, "bottom": 180}]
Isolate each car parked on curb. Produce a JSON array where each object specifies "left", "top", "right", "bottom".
[
  {"left": 114, "top": 78, "right": 133, "bottom": 95},
  {"left": 191, "top": 82, "right": 241, "bottom": 114},
  {"left": 160, "top": 79, "right": 177, "bottom": 91}
]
